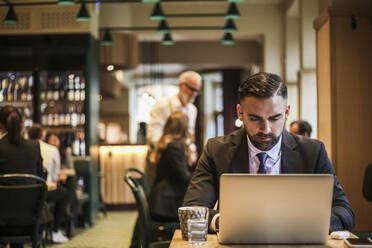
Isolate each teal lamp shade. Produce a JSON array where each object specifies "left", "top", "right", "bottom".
[
  {"left": 162, "top": 33, "right": 174, "bottom": 45},
  {"left": 58, "top": 0, "right": 75, "bottom": 5},
  {"left": 76, "top": 2, "right": 90, "bottom": 22},
  {"left": 226, "top": 3, "right": 240, "bottom": 19},
  {"left": 101, "top": 29, "right": 113, "bottom": 46},
  {"left": 224, "top": 19, "right": 237, "bottom": 33},
  {"left": 150, "top": 3, "right": 165, "bottom": 20},
  {"left": 142, "top": 0, "right": 159, "bottom": 3},
  {"left": 4, "top": 5, "right": 18, "bottom": 24},
  {"left": 222, "top": 33, "right": 234, "bottom": 45},
  {"left": 228, "top": 0, "right": 245, "bottom": 3},
  {"left": 157, "top": 20, "right": 170, "bottom": 34}
]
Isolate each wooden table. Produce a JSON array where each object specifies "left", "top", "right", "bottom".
[{"left": 170, "top": 230, "right": 352, "bottom": 248}]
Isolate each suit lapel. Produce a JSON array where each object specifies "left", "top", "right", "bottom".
[
  {"left": 281, "top": 130, "right": 300, "bottom": 173},
  {"left": 230, "top": 130, "right": 250, "bottom": 173}
]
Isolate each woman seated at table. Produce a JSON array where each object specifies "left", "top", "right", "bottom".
[
  {"left": 0, "top": 105, "right": 44, "bottom": 248},
  {"left": 148, "top": 111, "right": 193, "bottom": 222}
]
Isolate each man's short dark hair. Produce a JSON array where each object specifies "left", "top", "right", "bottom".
[
  {"left": 239, "top": 72, "right": 287, "bottom": 102},
  {"left": 290, "top": 120, "right": 312, "bottom": 137},
  {"left": 28, "top": 123, "right": 42, "bottom": 140}
]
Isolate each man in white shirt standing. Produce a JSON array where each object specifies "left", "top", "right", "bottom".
[
  {"left": 146, "top": 71, "right": 202, "bottom": 185},
  {"left": 28, "top": 124, "right": 69, "bottom": 244}
]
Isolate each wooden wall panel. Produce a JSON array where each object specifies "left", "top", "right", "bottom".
[{"left": 316, "top": 19, "right": 333, "bottom": 162}]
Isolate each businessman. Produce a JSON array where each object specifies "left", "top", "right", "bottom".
[{"left": 183, "top": 72, "right": 354, "bottom": 232}]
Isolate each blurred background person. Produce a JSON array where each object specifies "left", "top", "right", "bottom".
[
  {"left": 148, "top": 111, "right": 193, "bottom": 222},
  {"left": 28, "top": 125, "right": 69, "bottom": 243},
  {"left": 289, "top": 120, "right": 312, "bottom": 138},
  {"left": 0, "top": 106, "right": 44, "bottom": 248},
  {"left": 146, "top": 71, "right": 202, "bottom": 186}
]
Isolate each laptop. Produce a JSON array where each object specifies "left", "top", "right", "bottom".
[{"left": 218, "top": 174, "right": 334, "bottom": 244}]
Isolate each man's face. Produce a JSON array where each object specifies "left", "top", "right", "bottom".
[
  {"left": 289, "top": 123, "right": 299, "bottom": 135},
  {"left": 237, "top": 95, "right": 290, "bottom": 151},
  {"left": 179, "top": 76, "right": 202, "bottom": 105}
]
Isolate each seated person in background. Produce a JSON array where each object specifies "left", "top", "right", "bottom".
[
  {"left": 0, "top": 106, "right": 44, "bottom": 248},
  {"left": 47, "top": 133, "right": 78, "bottom": 228},
  {"left": 28, "top": 125, "right": 69, "bottom": 244},
  {"left": 183, "top": 72, "right": 354, "bottom": 233},
  {"left": 289, "top": 120, "right": 312, "bottom": 137},
  {"left": 149, "top": 111, "right": 193, "bottom": 222}
]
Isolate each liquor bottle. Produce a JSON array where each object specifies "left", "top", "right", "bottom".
[
  {"left": 71, "top": 104, "right": 78, "bottom": 127},
  {"left": 74, "top": 76, "right": 80, "bottom": 101},
  {"left": 65, "top": 104, "right": 72, "bottom": 126},
  {"left": 20, "top": 77, "right": 28, "bottom": 101},
  {"left": 67, "top": 75, "right": 75, "bottom": 101},
  {"left": 58, "top": 104, "right": 65, "bottom": 126},
  {"left": 46, "top": 77, "right": 54, "bottom": 101},
  {"left": 47, "top": 106, "right": 53, "bottom": 126},
  {"left": 40, "top": 79, "right": 46, "bottom": 101},
  {"left": 59, "top": 78, "right": 67, "bottom": 101},
  {"left": 13, "top": 80, "right": 20, "bottom": 101},
  {"left": 0, "top": 79, "right": 7, "bottom": 102},
  {"left": 53, "top": 76, "right": 60, "bottom": 101},
  {"left": 7, "top": 79, "right": 14, "bottom": 102},
  {"left": 80, "top": 77, "right": 86, "bottom": 101},
  {"left": 26, "top": 76, "right": 33, "bottom": 102},
  {"left": 41, "top": 107, "right": 47, "bottom": 126}
]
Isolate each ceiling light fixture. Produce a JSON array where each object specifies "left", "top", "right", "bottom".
[
  {"left": 4, "top": 5, "right": 18, "bottom": 24},
  {"left": 76, "top": 2, "right": 90, "bottom": 22},
  {"left": 150, "top": 3, "right": 165, "bottom": 20},
  {"left": 226, "top": 3, "right": 240, "bottom": 19},
  {"left": 162, "top": 33, "right": 174, "bottom": 45},
  {"left": 157, "top": 20, "right": 170, "bottom": 34},
  {"left": 222, "top": 32, "right": 234, "bottom": 45},
  {"left": 142, "top": 0, "right": 159, "bottom": 3},
  {"left": 101, "top": 29, "right": 113, "bottom": 46},
  {"left": 224, "top": 19, "right": 237, "bottom": 32},
  {"left": 227, "top": 0, "right": 245, "bottom": 3},
  {"left": 58, "top": 0, "right": 75, "bottom": 6}
]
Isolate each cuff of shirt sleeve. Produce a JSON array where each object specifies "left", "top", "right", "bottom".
[{"left": 210, "top": 213, "right": 220, "bottom": 232}]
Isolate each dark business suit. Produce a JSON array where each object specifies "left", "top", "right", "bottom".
[
  {"left": 183, "top": 128, "right": 354, "bottom": 232},
  {"left": 0, "top": 135, "right": 43, "bottom": 177},
  {"left": 149, "top": 141, "right": 192, "bottom": 220}
]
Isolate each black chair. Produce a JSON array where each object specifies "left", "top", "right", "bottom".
[
  {"left": 126, "top": 168, "right": 151, "bottom": 197},
  {"left": 0, "top": 173, "right": 47, "bottom": 248},
  {"left": 124, "top": 171, "right": 179, "bottom": 248}
]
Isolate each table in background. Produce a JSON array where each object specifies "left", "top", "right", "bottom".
[{"left": 170, "top": 230, "right": 352, "bottom": 248}]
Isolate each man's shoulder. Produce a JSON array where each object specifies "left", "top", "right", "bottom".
[{"left": 206, "top": 129, "right": 245, "bottom": 149}]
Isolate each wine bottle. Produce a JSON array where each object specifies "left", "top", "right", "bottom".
[
  {"left": 46, "top": 77, "right": 54, "bottom": 101},
  {"left": 67, "top": 75, "right": 75, "bottom": 101},
  {"left": 7, "top": 79, "right": 14, "bottom": 102},
  {"left": 74, "top": 76, "right": 80, "bottom": 101},
  {"left": 13, "top": 80, "right": 20, "bottom": 101},
  {"left": 20, "top": 77, "right": 28, "bottom": 101},
  {"left": 27, "top": 76, "right": 33, "bottom": 102},
  {"left": 80, "top": 77, "right": 86, "bottom": 101},
  {"left": 53, "top": 76, "right": 60, "bottom": 101},
  {"left": 72, "top": 134, "right": 80, "bottom": 156},
  {"left": 0, "top": 79, "right": 6, "bottom": 102}
]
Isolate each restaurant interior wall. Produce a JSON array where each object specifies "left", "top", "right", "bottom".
[{"left": 315, "top": 4, "right": 372, "bottom": 230}]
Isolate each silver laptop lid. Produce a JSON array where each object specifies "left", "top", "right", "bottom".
[{"left": 218, "top": 174, "right": 334, "bottom": 244}]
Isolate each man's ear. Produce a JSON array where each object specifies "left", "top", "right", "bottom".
[
  {"left": 236, "top": 104, "right": 243, "bottom": 121},
  {"left": 285, "top": 105, "right": 290, "bottom": 120}
]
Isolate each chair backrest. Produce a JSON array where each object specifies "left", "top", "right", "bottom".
[
  {"left": 0, "top": 173, "right": 47, "bottom": 231},
  {"left": 126, "top": 168, "right": 150, "bottom": 197},
  {"left": 125, "top": 172, "right": 152, "bottom": 248},
  {"left": 363, "top": 163, "right": 372, "bottom": 202}
]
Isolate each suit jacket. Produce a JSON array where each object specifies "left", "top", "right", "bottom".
[
  {"left": 0, "top": 135, "right": 43, "bottom": 177},
  {"left": 183, "top": 129, "right": 354, "bottom": 232},
  {"left": 149, "top": 141, "right": 192, "bottom": 219}
]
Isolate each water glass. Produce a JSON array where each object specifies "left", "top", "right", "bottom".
[{"left": 187, "top": 218, "right": 208, "bottom": 245}]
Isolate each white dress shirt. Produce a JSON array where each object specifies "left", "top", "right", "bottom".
[
  {"left": 147, "top": 94, "right": 197, "bottom": 146},
  {"left": 39, "top": 140, "right": 61, "bottom": 183}
]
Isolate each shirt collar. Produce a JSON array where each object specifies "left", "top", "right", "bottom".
[{"left": 247, "top": 134, "right": 282, "bottom": 160}]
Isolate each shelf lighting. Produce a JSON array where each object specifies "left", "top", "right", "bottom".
[
  {"left": 150, "top": 3, "right": 165, "bottom": 20},
  {"left": 4, "top": 5, "right": 18, "bottom": 24},
  {"left": 76, "top": 2, "right": 90, "bottom": 22},
  {"left": 226, "top": 3, "right": 240, "bottom": 19}
]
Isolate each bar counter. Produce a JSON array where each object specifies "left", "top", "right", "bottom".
[{"left": 99, "top": 144, "right": 148, "bottom": 204}]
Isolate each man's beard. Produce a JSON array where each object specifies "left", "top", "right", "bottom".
[
  {"left": 248, "top": 132, "right": 281, "bottom": 151},
  {"left": 179, "top": 92, "right": 195, "bottom": 104}
]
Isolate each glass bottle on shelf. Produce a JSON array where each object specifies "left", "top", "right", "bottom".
[
  {"left": 27, "top": 76, "right": 33, "bottom": 102},
  {"left": 53, "top": 76, "right": 60, "bottom": 101},
  {"left": 65, "top": 104, "right": 72, "bottom": 126},
  {"left": 0, "top": 79, "right": 7, "bottom": 102},
  {"left": 67, "top": 74, "right": 75, "bottom": 101},
  {"left": 20, "top": 76, "right": 28, "bottom": 102},
  {"left": 7, "top": 79, "right": 14, "bottom": 102},
  {"left": 80, "top": 77, "right": 86, "bottom": 101},
  {"left": 13, "top": 79, "right": 20, "bottom": 101},
  {"left": 46, "top": 77, "right": 54, "bottom": 101},
  {"left": 72, "top": 134, "right": 80, "bottom": 156},
  {"left": 74, "top": 76, "right": 80, "bottom": 101}
]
